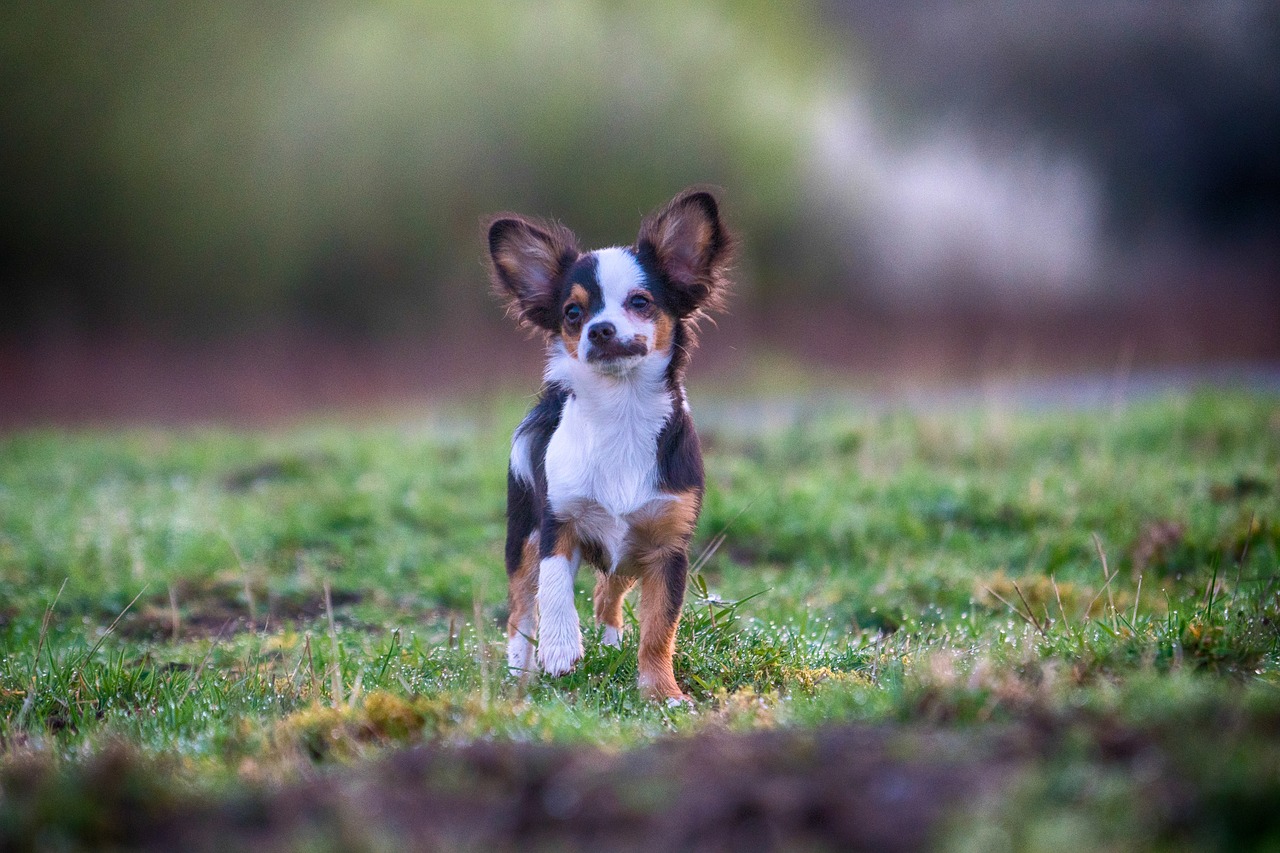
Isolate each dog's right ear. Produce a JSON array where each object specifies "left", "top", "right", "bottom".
[{"left": 488, "top": 216, "right": 580, "bottom": 332}]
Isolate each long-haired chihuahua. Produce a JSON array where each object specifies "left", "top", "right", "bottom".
[{"left": 488, "top": 187, "right": 732, "bottom": 703}]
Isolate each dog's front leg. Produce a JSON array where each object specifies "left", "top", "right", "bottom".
[
  {"left": 638, "top": 550, "right": 690, "bottom": 703},
  {"left": 506, "top": 535, "right": 540, "bottom": 674},
  {"left": 536, "top": 548, "right": 584, "bottom": 676}
]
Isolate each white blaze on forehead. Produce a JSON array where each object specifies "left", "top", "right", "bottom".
[
  {"left": 593, "top": 247, "right": 646, "bottom": 307},
  {"left": 589, "top": 247, "right": 651, "bottom": 343}
]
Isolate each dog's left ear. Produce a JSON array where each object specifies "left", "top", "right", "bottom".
[{"left": 637, "top": 188, "right": 733, "bottom": 317}]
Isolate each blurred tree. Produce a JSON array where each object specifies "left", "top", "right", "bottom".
[
  {"left": 3, "top": 1, "right": 1276, "bottom": 339},
  {"left": 0, "top": 0, "right": 849, "bottom": 336},
  {"left": 827, "top": 0, "right": 1280, "bottom": 248}
]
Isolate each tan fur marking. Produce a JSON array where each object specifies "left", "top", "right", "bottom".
[
  {"left": 593, "top": 573, "right": 637, "bottom": 631},
  {"left": 638, "top": 568, "right": 684, "bottom": 700},
  {"left": 629, "top": 490, "right": 699, "bottom": 701},
  {"left": 494, "top": 252, "right": 522, "bottom": 283},
  {"left": 553, "top": 522, "right": 579, "bottom": 560},
  {"left": 561, "top": 284, "right": 588, "bottom": 358},
  {"left": 652, "top": 311, "right": 673, "bottom": 353},
  {"left": 627, "top": 490, "right": 700, "bottom": 571},
  {"left": 506, "top": 535, "right": 539, "bottom": 639}
]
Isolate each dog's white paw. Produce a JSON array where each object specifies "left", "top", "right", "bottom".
[
  {"left": 507, "top": 632, "right": 537, "bottom": 675},
  {"left": 537, "top": 632, "right": 583, "bottom": 677},
  {"left": 534, "top": 554, "right": 582, "bottom": 677},
  {"left": 600, "top": 624, "right": 622, "bottom": 648}
]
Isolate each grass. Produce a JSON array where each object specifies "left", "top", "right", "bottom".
[{"left": 0, "top": 387, "right": 1278, "bottom": 849}]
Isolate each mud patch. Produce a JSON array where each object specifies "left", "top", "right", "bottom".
[
  {"left": 7, "top": 708, "right": 1280, "bottom": 851},
  {"left": 1, "top": 725, "right": 1020, "bottom": 852},
  {"left": 117, "top": 579, "right": 365, "bottom": 641}
]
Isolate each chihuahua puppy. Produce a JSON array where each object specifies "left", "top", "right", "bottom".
[{"left": 488, "top": 188, "right": 732, "bottom": 702}]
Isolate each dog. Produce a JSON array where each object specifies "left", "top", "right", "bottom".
[{"left": 488, "top": 187, "right": 732, "bottom": 703}]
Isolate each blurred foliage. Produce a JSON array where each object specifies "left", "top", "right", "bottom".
[
  {"left": 831, "top": 0, "right": 1280, "bottom": 243},
  {"left": 1, "top": 0, "right": 849, "bottom": 334},
  {"left": 3, "top": 1, "right": 1277, "bottom": 336}
]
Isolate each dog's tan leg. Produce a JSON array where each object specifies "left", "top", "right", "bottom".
[
  {"left": 593, "top": 573, "right": 637, "bottom": 647},
  {"left": 637, "top": 552, "right": 688, "bottom": 702},
  {"left": 506, "top": 534, "right": 539, "bottom": 673}
]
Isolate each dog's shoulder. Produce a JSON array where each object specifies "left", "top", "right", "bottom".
[
  {"left": 510, "top": 381, "right": 570, "bottom": 487},
  {"left": 518, "top": 381, "right": 570, "bottom": 437},
  {"left": 656, "top": 400, "right": 704, "bottom": 494}
]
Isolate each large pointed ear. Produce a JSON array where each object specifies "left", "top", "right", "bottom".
[
  {"left": 488, "top": 215, "right": 580, "bottom": 331},
  {"left": 636, "top": 188, "right": 733, "bottom": 317}
]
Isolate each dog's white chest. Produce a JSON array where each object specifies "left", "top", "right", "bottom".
[
  {"left": 544, "top": 374, "right": 674, "bottom": 568},
  {"left": 545, "top": 393, "right": 664, "bottom": 516}
]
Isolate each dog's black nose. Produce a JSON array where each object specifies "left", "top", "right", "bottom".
[{"left": 587, "top": 322, "right": 616, "bottom": 344}]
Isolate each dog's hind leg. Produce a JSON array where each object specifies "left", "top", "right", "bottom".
[{"left": 593, "top": 573, "right": 637, "bottom": 647}]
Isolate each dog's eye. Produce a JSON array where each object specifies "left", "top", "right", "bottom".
[
  {"left": 564, "top": 304, "right": 583, "bottom": 323},
  {"left": 628, "top": 294, "right": 651, "bottom": 311}
]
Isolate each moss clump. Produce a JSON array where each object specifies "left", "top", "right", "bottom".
[{"left": 363, "top": 691, "right": 427, "bottom": 741}]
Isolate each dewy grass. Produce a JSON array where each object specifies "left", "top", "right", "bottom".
[{"left": 0, "top": 390, "right": 1277, "bottom": 822}]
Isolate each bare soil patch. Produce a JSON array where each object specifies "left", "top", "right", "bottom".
[
  {"left": 5, "top": 724, "right": 1028, "bottom": 852},
  {"left": 115, "top": 581, "right": 366, "bottom": 642}
]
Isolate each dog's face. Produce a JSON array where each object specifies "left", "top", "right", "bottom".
[
  {"left": 489, "top": 189, "right": 731, "bottom": 377},
  {"left": 557, "top": 248, "right": 670, "bottom": 375}
]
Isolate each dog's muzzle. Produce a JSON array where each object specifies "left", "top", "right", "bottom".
[
  {"left": 585, "top": 338, "right": 648, "bottom": 363},
  {"left": 585, "top": 321, "right": 647, "bottom": 363}
]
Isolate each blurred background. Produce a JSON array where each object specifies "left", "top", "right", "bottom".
[{"left": 2, "top": 0, "right": 1277, "bottom": 424}]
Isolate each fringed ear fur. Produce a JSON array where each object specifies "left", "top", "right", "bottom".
[
  {"left": 636, "top": 188, "right": 733, "bottom": 319},
  {"left": 488, "top": 216, "right": 580, "bottom": 331}
]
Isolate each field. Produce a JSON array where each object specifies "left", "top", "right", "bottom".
[{"left": 1, "top": 386, "right": 1278, "bottom": 850}]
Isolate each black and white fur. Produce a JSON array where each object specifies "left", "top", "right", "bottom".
[{"left": 488, "top": 188, "right": 732, "bottom": 702}]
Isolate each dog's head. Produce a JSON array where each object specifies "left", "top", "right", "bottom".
[{"left": 488, "top": 188, "right": 732, "bottom": 377}]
